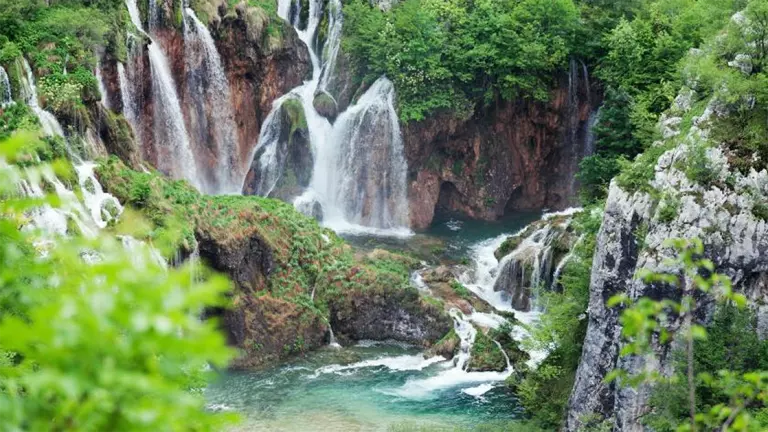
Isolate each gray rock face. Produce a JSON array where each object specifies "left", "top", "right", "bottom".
[
  {"left": 565, "top": 106, "right": 768, "bottom": 430},
  {"left": 728, "top": 53, "right": 753, "bottom": 75}
]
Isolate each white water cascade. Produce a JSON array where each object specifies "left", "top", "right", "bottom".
[
  {"left": 16, "top": 61, "right": 124, "bottom": 240},
  {"left": 384, "top": 309, "right": 512, "bottom": 400},
  {"left": 0, "top": 66, "right": 12, "bottom": 108},
  {"left": 19, "top": 59, "right": 65, "bottom": 138},
  {"left": 123, "top": 0, "right": 201, "bottom": 190},
  {"left": 183, "top": 7, "right": 241, "bottom": 194},
  {"left": 248, "top": 0, "right": 411, "bottom": 235}
]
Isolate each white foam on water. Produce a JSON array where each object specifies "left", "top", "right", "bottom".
[
  {"left": 309, "top": 354, "right": 446, "bottom": 378},
  {"left": 461, "top": 383, "right": 495, "bottom": 398},
  {"left": 469, "top": 312, "right": 507, "bottom": 330},
  {"left": 446, "top": 219, "right": 463, "bottom": 231}
]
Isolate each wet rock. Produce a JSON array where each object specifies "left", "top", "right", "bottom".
[{"left": 313, "top": 90, "right": 338, "bottom": 121}]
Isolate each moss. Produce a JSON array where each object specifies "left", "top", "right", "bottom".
[
  {"left": 656, "top": 192, "right": 680, "bottom": 223},
  {"left": 450, "top": 279, "right": 470, "bottom": 300},
  {"left": 467, "top": 327, "right": 507, "bottom": 372},
  {"left": 427, "top": 328, "right": 459, "bottom": 358},
  {"left": 282, "top": 98, "right": 308, "bottom": 132}
]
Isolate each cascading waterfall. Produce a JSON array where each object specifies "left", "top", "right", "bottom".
[
  {"left": 16, "top": 61, "right": 123, "bottom": 239},
  {"left": 490, "top": 208, "right": 581, "bottom": 311},
  {"left": 123, "top": 0, "right": 201, "bottom": 190},
  {"left": 313, "top": 77, "right": 409, "bottom": 230},
  {"left": 0, "top": 66, "right": 12, "bottom": 107},
  {"left": 249, "top": 0, "right": 410, "bottom": 234},
  {"left": 183, "top": 8, "right": 241, "bottom": 194},
  {"left": 317, "top": 0, "right": 343, "bottom": 91},
  {"left": 385, "top": 309, "right": 512, "bottom": 400},
  {"left": 19, "top": 59, "right": 66, "bottom": 138},
  {"left": 492, "top": 225, "right": 559, "bottom": 311}
]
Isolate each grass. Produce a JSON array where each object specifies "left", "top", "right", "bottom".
[{"left": 95, "top": 157, "right": 446, "bottom": 346}]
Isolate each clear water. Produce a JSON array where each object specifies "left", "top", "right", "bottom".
[
  {"left": 341, "top": 210, "right": 542, "bottom": 262},
  {"left": 205, "top": 212, "right": 551, "bottom": 430},
  {"left": 205, "top": 343, "right": 523, "bottom": 431}
]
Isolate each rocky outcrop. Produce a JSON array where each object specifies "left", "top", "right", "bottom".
[
  {"left": 404, "top": 65, "right": 597, "bottom": 229},
  {"left": 330, "top": 284, "right": 452, "bottom": 345},
  {"left": 565, "top": 94, "right": 768, "bottom": 431},
  {"left": 328, "top": 250, "right": 453, "bottom": 345},
  {"left": 493, "top": 211, "right": 580, "bottom": 311},
  {"left": 242, "top": 98, "right": 312, "bottom": 201}
]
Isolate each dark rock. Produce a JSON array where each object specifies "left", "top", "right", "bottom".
[
  {"left": 242, "top": 98, "right": 313, "bottom": 201},
  {"left": 330, "top": 284, "right": 452, "bottom": 345},
  {"left": 313, "top": 90, "right": 338, "bottom": 121}
]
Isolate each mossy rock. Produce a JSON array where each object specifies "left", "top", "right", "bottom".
[
  {"left": 426, "top": 328, "right": 459, "bottom": 359},
  {"left": 282, "top": 97, "right": 308, "bottom": 132},
  {"left": 313, "top": 91, "right": 337, "bottom": 121},
  {"left": 467, "top": 327, "right": 507, "bottom": 372}
]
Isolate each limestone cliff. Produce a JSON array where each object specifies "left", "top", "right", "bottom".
[{"left": 564, "top": 90, "right": 768, "bottom": 431}]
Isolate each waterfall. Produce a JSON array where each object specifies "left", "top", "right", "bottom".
[
  {"left": 0, "top": 66, "right": 12, "bottom": 107},
  {"left": 248, "top": 0, "right": 410, "bottom": 235},
  {"left": 318, "top": 0, "right": 343, "bottom": 91},
  {"left": 312, "top": 77, "right": 409, "bottom": 230},
  {"left": 147, "top": 40, "right": 201, "bottom": 189},
  {"left": 492, "top": 225, "right": 559, "bottom": 312},
  {"left": 327, "top": 324, "right": 341, "bottom": 348},
  {"left": 19, "top": 59, "right": 66, "bottom": 138},
  {"left": 95, "top": 62, "right": 109, "bottom": 109},
  {"left": 123, "top": 0, "right": 201, "bottom": 190},
  {"left": 117, "top": 62, "right": 139, "bottom": 133},
  {"left": 183, "top": 8, "right": 241, "bottom": 194}
]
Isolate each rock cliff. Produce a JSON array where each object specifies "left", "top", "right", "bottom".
[
  {"left": 404, "top": 65, "right": 598, "bottom": 229},
  {"left": 564, "top": 90, "right": 768, "bottom": 431}
]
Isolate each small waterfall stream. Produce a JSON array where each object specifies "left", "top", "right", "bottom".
[
  {"left": 95, "top": 62, "right": 109, "bottom": 109},
  {"left": 183, "top": 8, "right": 241, "bottom": 194},
  {"left": 19, "top": 59, "right": 65, "bottom": 138},
  {"left": 16, "top": 60, "right": 124, "bottom": 239},
  {"left": 248, "top": 0, "right": 411, "bottom": 234},
  {"left": 0, "top": 66, "right": 12, "bottom": 107}
]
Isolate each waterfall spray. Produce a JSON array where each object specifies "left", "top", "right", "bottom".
[{"left": 249, "top": 0, "right": 411, "bottom": 234}]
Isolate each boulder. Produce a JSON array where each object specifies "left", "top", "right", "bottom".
[{"left": 313, "top": 90, "right": 338, "bottom": 121}]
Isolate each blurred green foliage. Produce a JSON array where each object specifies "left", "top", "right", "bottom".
[{"left": 0, "top": 133, "right": 238, "bottom": 431}]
